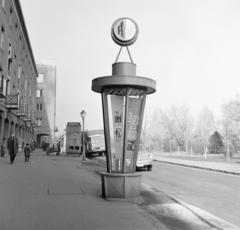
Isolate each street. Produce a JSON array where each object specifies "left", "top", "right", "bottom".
[{"left": 140, "top": 161, "right": 240, "bottom": 226}]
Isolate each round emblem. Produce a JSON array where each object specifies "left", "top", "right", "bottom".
[{"left": 111, "top": 18, "right": 139, "bottom": 46}]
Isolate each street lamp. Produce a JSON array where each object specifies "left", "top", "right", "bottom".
[{"left": 81, "top": 110, "right": 86, "bottom": 161}]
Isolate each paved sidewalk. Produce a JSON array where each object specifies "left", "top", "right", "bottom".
[
  {"left": 0, "top": 149, "right": 161, "bottom": 230},
  {"left": 153, "top": 155, "right": 240, "bottom": 175}
]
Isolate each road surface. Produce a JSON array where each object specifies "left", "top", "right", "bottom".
[{"left": 139, "top": 161, "right": 240, "bottom": 226}]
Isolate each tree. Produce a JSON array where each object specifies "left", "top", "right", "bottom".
[
  {"left": 157, "top": 105, "right": 194, "bottom": 153},
  {"left": 197, "top": 107, "right": 217, "bottom": 159},
  {"left": 221, "top": 95, "right": 240, "bottom": 160},
  {"left": 209, "top": 131, "right": 224, "bottom": 154},
  {"left": 170, "top": 105, "right": 194, "bottom": 153}
]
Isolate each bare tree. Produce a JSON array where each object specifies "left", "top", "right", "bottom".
[
  {"left": 141, "top": 107, "right": 163, "bottom": 151},
  {"left": 197, "top": 107, "right": 217, "bottom": 159},
  {"left": 221, "top": 95, "right": 240, "bottom": 160},
  {"left": 170, "top": 105, "right": 194, "bottom": 153},
  {"left": 157, "top": 105, "right": 194, "bottom": 154}
]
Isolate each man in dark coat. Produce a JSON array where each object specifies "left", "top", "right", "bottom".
[{"left": 7, "top": 133, "right": 19, "bottom": 164}]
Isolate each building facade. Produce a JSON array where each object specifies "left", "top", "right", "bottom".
[
  {"left": 34, "top": 60, "right": 56, "bottom": 147},
  {"left": 0, "top": 0, "right": 38, "bottom": 148}
]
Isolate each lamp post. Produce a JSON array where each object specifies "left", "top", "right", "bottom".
[{"left": 81, "top": 110, "right": 86, "bottom": 161}]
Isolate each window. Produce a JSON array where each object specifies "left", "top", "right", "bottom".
[
  {"left": 19, "top": 35, "right": 22, "bottom": 53},
  {"left": 2, "top": 0, "right": 5, "bottom": 11},
  {"left": 18, "top": 62, "right": 21, "bottom": 78},
  {"left": 9, "top": 7, "right": 13, "bottom": 29},
  {"left": 18, "top": 62, "right": 21, "bottom": 87},
  {"left": 8, "top": 40, "right": 12, "bottom": 58},
  {"left": 13, "top": 85, "right": 16, "bottom": 94},
  {"left": 0, "top": 66, "right": 3, "bottom": 91},
  {"left": 0, "top": 26, "right": 4, "bottom": 50},
  {"left": 6, "top": 79, "right": 10, "bottom": 95},
  {"left": 15, "top": 23, "right": 18, "bottom": 42},
  {"left": 7, "top": 40, "right": 12, "bottom": 72},
  {"left": 36, "top": 89, "right": 43, "bottom": 97},
  {"left": 24, "top": 79, "right": 27, "bottom": 96},
  {"left": 37, "top": 103, "right": 43, "bottom": 111},
  {"left": 36, "top": 118, "right": 42, "bottom": 126},
  {"left": 37, "top": 74, "right": 44, "bottom": 83},
  {"left": 32, "top": 96, "right": 34, "bottom": 108},
  {"left": 24, "top": 78, "right": 27, "bottom": 89}
]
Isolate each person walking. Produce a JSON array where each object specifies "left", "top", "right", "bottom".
[
  {"left": 24, "top": 143, "right": 31, "bottom": 162},
  {"left": 7, "top": 133, "right": 19, "bottom": 164},
  {"left": 42, "top": 140, "right": 46, "bottom": 151},
  {"left": 30, "top": 140, "right": 34, "bottom": 153},
  {"left": 1, "top": 138, "right": 7, "bottom": 157},
  {"left": 22, "top": 140, "right": 25, "bottom": 152},
  {"left": 56, "top": 141, "right": 61, "bottom": 156},
  {"left": 34, "top": 140, "right": 36, "bottom": 150}
]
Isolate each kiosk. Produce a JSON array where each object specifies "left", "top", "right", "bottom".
[{"left": 92, "top": 18, "right": 156, "bottom": 199}]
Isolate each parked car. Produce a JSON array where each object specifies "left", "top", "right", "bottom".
[{"left": 136, "top": 145, "right": 153, "bottom": 171}]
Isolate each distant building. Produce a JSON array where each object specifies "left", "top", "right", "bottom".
[
  {"left": 0, "top": 0, "right": 38, "bottom": 145},
  {"left": 34, "top": 60, "right": 56, "bottom": 147}
]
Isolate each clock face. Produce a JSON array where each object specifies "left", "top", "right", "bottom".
[{"left": 111, "top": 18, "right": 138, "bottom": 46}]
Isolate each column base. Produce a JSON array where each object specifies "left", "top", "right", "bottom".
[{"left": 99, "top": 172, "right": 142, "bottom": 199}]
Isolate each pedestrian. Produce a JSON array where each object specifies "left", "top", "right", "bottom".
[
  {"left": 7, "top": 133, "right": 19, "bottom": 164},
  {"left": 24, "top": 143, "right": 31, "bottom": 162},
  {"left": 42, "top": 140, "right": 46, "bottom": 151},
  {"left": 30, "top": 140, "right": 34, "bottom": 152},
  {"left": 1, "top": 138, "right": 7, "bottom": 157},
  {"left": 46, "top": 141, "right": 50, "bottom": 155},
  {"left": 56, "top": 141, "right": 61, "bottom": 156},
  {"left": 22, "top": 140, "right": 25, "bottom": 152}
]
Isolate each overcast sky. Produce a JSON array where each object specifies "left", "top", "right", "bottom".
[{"left": 20, "top": 0, "right": 240, "bottom": 133}]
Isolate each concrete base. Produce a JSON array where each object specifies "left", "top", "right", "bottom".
[{"left": 100, "top": 172, "right": 142, "bottom": 199}]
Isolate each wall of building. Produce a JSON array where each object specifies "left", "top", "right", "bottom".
[
  {"left": 34, "top": 60, "right": 56, "bottom": 147},
  {"left": 0, "top": 0, "right": 38, "bottom": 148}
]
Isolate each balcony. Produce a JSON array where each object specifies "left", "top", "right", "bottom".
[
  {"left": 23, "top": 116, "right": 31, "bottom": 122},
  {"left": 15, "top": 108, "right": 27, "bottom": 118},
  {"left": 5, "top": 94, "right": 20, "bottom": 110},
  {"left": 30, "top": 119, "right": 38, "bottom": 126},
  {"left": 29, "top": 111, "right": 38, "bottom": 126},
  {"left": 22, "top": 104, "right": 31, "bottom": 121}
]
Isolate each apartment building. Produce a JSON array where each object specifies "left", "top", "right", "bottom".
[
  {"left": 35, "top": 60, "right": 56, "bottom": 147},
  {"left": 0, "top": 0, "right": 38, "bottom": 146}
]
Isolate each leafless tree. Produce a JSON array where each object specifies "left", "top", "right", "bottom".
[
  {"left": 221, "top": 95, "right": 240, "bottom": 160},
  {"left": 157, "top": 105, "right": 194, "bottom": 153},
  {"left": 170, "top": 105, "right": 194, "bottom": 153},
  {"left": 196, "top": 107, "right": 217, "bottom": 159}
]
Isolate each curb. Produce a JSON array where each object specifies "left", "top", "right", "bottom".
[{"left": 154, "top": 159, "right": 240, "bottom": 176}]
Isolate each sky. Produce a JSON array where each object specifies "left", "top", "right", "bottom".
[{"left": 20, "top": 0, "right": 240, "bottom": 133}]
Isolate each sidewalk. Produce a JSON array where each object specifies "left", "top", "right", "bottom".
[
  {"left": 0, "top": 149, "right": 161, "bottom": 230},
  {"left": 0, "top": 149, "right": 239, "bottom": 230},
  {"left": 153, "top": 155, "right": 240, "bottom": 175}
]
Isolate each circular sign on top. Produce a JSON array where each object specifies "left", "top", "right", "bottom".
[{"left": 111, "top": 18, "right": 139, "bottom": 46}]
